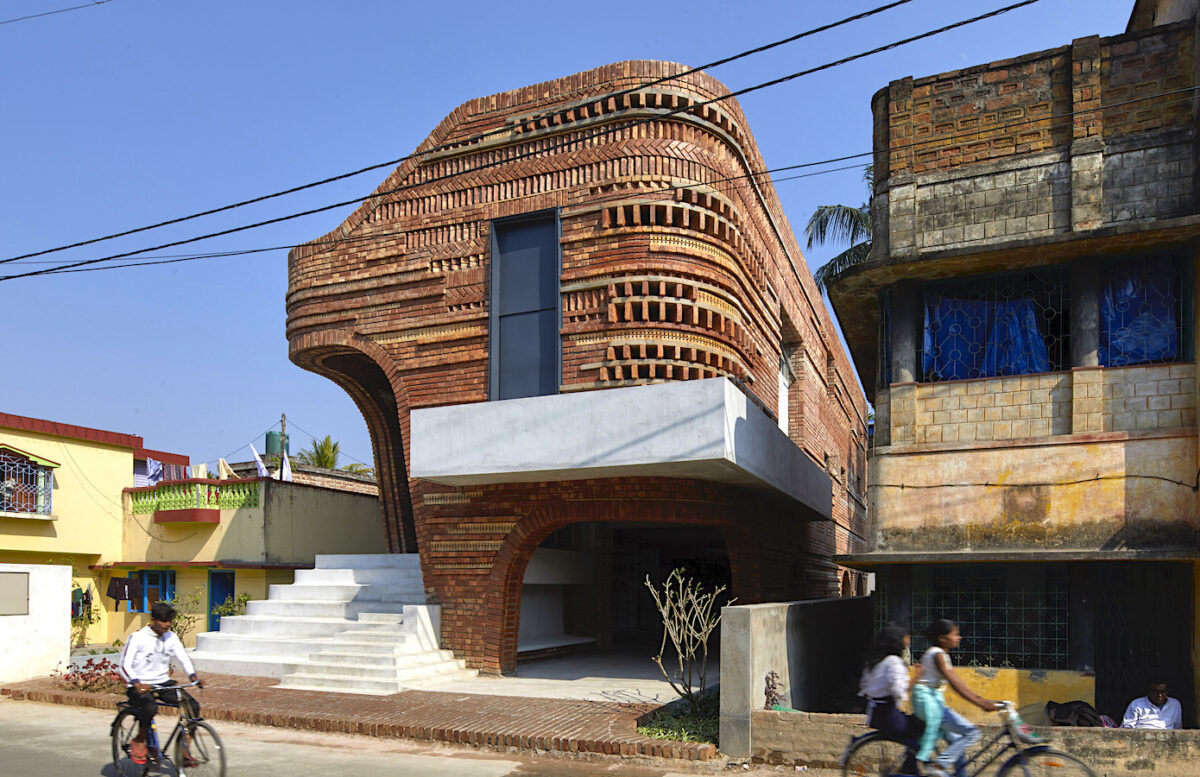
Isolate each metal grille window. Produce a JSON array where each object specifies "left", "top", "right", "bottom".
[
  {"left": 921, "top": 268, "right": 1070, "bottom": 382},
  {"left": 910, "top": 565, "right": 1068, "bottom": 670},
  {"left": 1100, "top": 256, "right": 1193, "bottom": 367},
  {"left": 0, "top": 447, "right": 54, "bottom": 515}
]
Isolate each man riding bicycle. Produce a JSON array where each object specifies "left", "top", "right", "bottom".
[{"left": 117, "top": 601, "right": 205, "bottom": 765}]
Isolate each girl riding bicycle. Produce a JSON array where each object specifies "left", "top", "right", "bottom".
[{"left": 911, "top": 619, "right": 1002, "bottom": 777}]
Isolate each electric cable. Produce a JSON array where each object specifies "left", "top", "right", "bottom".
[
  {"left": 0, "top": 0, "right": 109, "bottom": 26},
  {"left": 284, "top": 419, "right": 373, "bottom": 469},
  {"left": 0, "top": 0, "right": 917, "bottom": 265},
  {"left": 0, "top": 0, "right": 1041, "bottom": 281},
  {"left": 870, "top": 469, "right": 1200, "bottom": 492},
  {"left": 25, "top": 81, "right": 1200, "bottom": 279}
]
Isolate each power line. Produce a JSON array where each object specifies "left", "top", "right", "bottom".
[
  {"left": 285, "top": 419, "right": 373, "bottom": 468},
  {"left": 0, "top": 0, "right": 1042, "bottom": 282},
  {"left": 18, "top": 79, "right": 1199, "bottom": 281},
  {"left": 0, "top": 0, "right": 917, "bottom": 266},
  {"left": 0, "top": 0, "right": 110, "bottom": 26}
]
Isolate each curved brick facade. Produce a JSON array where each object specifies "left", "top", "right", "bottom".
[{"left": 287, "top": 61, "right": 867, "bottom": 672}]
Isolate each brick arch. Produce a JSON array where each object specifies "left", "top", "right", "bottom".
[
  {"left": 289, "top": 329, "right": 418, "bottom": 553},
  {"left": 479, "top": 494, "right": 760, "bottom": 674}
]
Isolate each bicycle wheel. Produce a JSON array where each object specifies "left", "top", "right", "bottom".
[
  {"left": 997, "top": 748, "right": 1096, "bottom": 777},
  {"left": 843, "top": 732, "right": 916, "bottom": 777},
  {"left": 175, "top": 720, "right": 226, "bottom": 777},
  {"left": 111, "top": 710, "right": 138, "bottom": 770}
]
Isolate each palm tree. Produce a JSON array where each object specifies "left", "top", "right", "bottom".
[
  {"left": 806, "top": 166, "right": 873, "bottom": 293},
  {"left": 294, "top": 435, "right": 374, "bottom": 476}
]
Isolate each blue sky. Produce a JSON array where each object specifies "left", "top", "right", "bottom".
[{"left": 1, "top": 0, "right": 1134, "bottom": 468}]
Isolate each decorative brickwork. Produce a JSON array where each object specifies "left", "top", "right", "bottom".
[{"left": 287, "top": 61, "right": 867, "bottom": 672}]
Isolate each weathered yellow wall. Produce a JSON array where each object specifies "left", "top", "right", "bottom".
[
  {"left": 868, "top": 431, "right": 1198, "bottom": 552},
  {"left": 263, "top": 482, "right": 385, "bottom": 565},
  {"left": 122, "top": 494, "right": 268, "bottom": 565},
  {"left": 0, "top": 429, "right": 129, "bottom": 562},
  {"left": 907, "top": 665, "right": 1095, "bottom": 725}
]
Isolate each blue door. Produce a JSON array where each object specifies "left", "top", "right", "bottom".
[{"left": 208, "top": 571, "right": 235, "bottom": 632}]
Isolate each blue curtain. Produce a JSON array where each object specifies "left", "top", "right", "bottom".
[
  {"left": 1099, "top": 258, "right": 1178, "bottom": 366},
  {"left": 923, "top": 295, "right": 1050, "bottom": 380}
]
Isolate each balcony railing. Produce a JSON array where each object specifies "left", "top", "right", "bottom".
[{"left": 129, "top": 479, "right": 259, "bottom": 515}]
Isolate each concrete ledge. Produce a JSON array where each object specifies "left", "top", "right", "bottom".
[{"left": 411, "top": 378, "right": 831, "bottom": 517}]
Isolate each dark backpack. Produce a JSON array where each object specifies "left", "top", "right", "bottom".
[{"left": 1046, "top": 700, "right": 1104, "bottom": 727}]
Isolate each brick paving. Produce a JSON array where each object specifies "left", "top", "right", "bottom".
[{"left": 0, "top": 673, "right": 716, "bottom": 760}]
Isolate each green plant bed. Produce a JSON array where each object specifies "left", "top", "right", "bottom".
[{"left": 637, "top": 690, "right": 719, "bottom": 745}]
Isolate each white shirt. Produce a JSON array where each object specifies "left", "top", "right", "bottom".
[
  {"left": 860, "top": 655, "right": 910, "bottom": 702},
  {"left": 1122, "top": 696, "right": 1181, "bottom": 730},
  {"left": 118, "top": 625, "right": 195, "bottom": 686},
  {"left": 915, "top": 646, "right": 948, "bottom": 688}
]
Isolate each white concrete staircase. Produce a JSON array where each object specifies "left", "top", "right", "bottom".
[{"left": 189, "top": 554, "right": 476, "bottom": 694}]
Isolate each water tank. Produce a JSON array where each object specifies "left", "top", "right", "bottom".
[{"left": 265, "top": 431, "right": 289, "bottom": 456}]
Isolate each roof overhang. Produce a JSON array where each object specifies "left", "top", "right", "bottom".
[{"left": 410, "top": 377, "right": 832, "bottom": 519}]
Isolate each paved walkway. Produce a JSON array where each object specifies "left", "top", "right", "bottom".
[{"left": 0, "top": 673, "right": 716, "bottom": 761}]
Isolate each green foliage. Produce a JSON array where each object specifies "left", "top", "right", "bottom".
[
  {"left": 637, "top": 693, "right": 720, "bottom": 744},
  {"left": 159, "top": 586, "right": 205, "bottom": 645},
  {"left": 211, "top": 592, "right": 251, "bottom": 618},
  {"left": 805, "top": 165, "right": 874, "bottom": 292},
  {"left": 294, "top": 435, "right": 374, "bottom": 476}
]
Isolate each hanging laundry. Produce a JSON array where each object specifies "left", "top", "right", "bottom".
[
  {"left": 146, "top": 457, "right": 164, "bottom": 486},
  {"left": 249, "top": 443, "right": 269, "bottom": 478},
  {"left": 217, "top": 458, "right": 237, "bottom": 479},
  {"left": 164, "top": 463, "right": 187, "bottom": 481}
]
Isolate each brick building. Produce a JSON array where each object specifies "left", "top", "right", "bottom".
[
  {"left": 827, "top": 4, "right": 1200, "bottom": 722},
  {"left": 287, "top": 61, "right": 868, "bottom": 673}
]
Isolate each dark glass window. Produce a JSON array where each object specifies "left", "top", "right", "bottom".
[
  {"left": 878, "top": 289, "right": 892, "bottom": 388},
  {"left": 1100, "top": 256, "right": 1192, "bottom": 366},
  {"left": 129, "top": 570, "right": 176, "bottom": 613},
  {"left": 921, "top": 268, "right": 1069, "bottom": 382},
  {"left": 490, "top": 213, "right": 560, "bottom": 400}
]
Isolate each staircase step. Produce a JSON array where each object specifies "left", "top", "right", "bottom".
[
  {"left": 246, "top": 600, "right": 408, "bottom": 619},
  {"left": 275, "top": 673, "right": 404, "bottom": 695},
  {"left": 315, "top": 553, "right": 422, "bottom": 569},
  {"left": 193, "top": 632, "right": 338, "bottom": 657}
]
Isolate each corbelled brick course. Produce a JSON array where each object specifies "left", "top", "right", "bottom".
[{"left": 286, "top": 60, "right": 868, "bottom": 673}]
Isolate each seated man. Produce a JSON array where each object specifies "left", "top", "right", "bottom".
[
  {"left": 1121, "top": 679, "right": 1181, "bottom": 730},
  {"left": 117, "top": 601, "right": 205, "bottom": 764}
]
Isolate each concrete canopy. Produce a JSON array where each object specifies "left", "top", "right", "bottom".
[{"left": 410, "top": 378, "right": 832, "bottom": 519}]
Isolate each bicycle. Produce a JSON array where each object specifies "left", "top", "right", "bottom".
[
  {"left": 842, "top": 701, "right": 1095, "bottom": 777},
  {"left": 111, "top": 680, "right": 226, "bottom": 777}
]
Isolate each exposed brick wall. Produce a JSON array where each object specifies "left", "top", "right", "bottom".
[
  {"left": 871, "top": 21, "right": 1197, "bottom": 259},
  {"left": 285, "top": 61, "right": 867, "bottom": 671}
]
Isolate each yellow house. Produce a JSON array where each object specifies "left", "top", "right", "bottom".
[{"left": 0, "top": 412, "right": 386, "bottom": 650}]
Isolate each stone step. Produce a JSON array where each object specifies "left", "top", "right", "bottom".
[
  {"left": 266, "top": 583, "right": 424, "bottom": 602},
  {"left": 357, "top": 612, "right": 405, "bottom": 624},
  {"left": 187, "top": 653, "right": 299, "bottom": 678},
  {"left": 214, "top": 615, "right": 398, "bottom": 638},
  {"left": 315, "top": 553, "right": 422, "bottom": 570},
  {"left": 308, "top": 649, "right": 455, "bottom": 667},
  {"left": 193, "top": 632, "right": 337, "bottom": 658},
  {"left": 333, "top": 628, "right": 411, "bottom": 644},
  {"left": 293, "top": 568, "right": 425, "bottom": 589},
  {"left": 245, "top": 599, "right": 409, "bottom": 619},
  {"left": 275, "top": 664, "right": 476, "bottom": 695}
]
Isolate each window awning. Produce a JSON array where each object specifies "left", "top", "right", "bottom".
[{"left": 0, "top": 443, "right": 60, "bottom": 468}]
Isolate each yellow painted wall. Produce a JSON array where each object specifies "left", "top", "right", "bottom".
[
  {"left": 907, "top": 665, "right": 1095, "bottom": 725},
  {"left": 868, "top": 432, "right": 1197, "bottom": 552},
  {"left": 262, "top": 482, "right": 385, "bottom": 565},
  {"left": 122, "top": 490, "right": 268, "bottom": 566},
  {"left": 0, "top": 428, "right": 130, "bottom": 562}
]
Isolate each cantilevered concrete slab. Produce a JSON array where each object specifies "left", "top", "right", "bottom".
[{"left": 410, "top": 378, "right": 831, "bottom": 519}]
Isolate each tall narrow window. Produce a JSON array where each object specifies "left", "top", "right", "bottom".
[{"left": 490, "top": 212, "right": 561, "bottom": 400}]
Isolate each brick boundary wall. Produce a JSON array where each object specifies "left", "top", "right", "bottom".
[{"left": 751, "top": 710, "right": 1200, "bottom": 775}]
